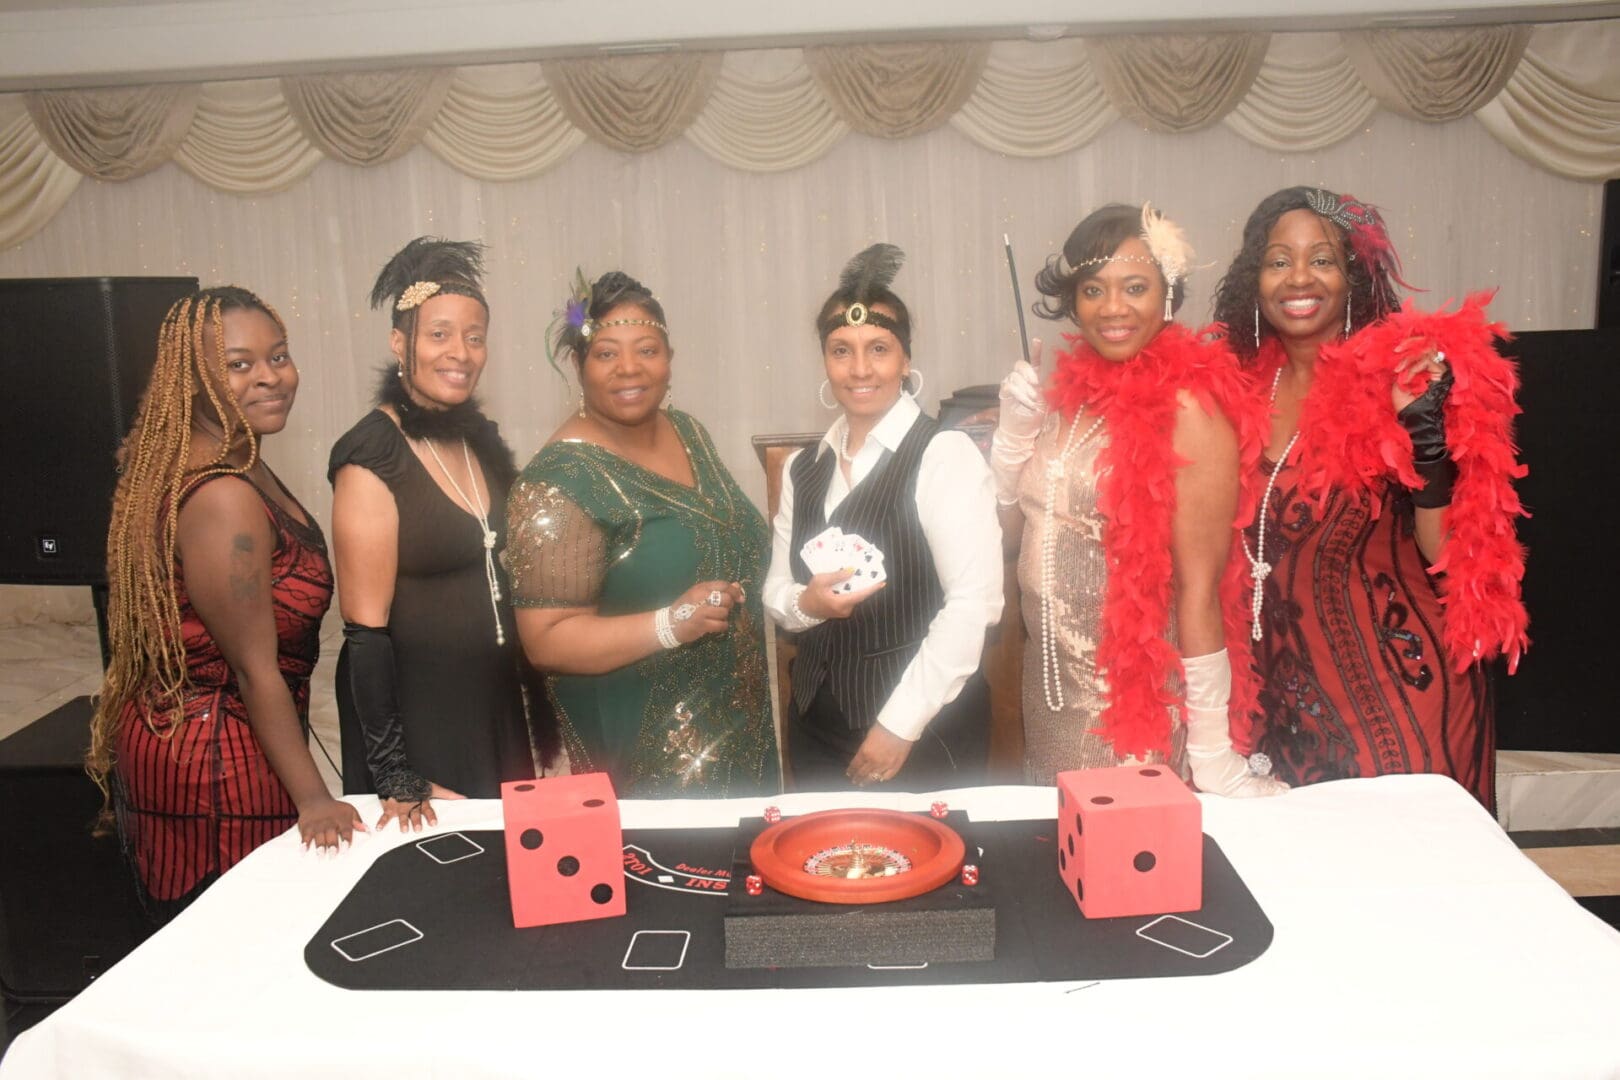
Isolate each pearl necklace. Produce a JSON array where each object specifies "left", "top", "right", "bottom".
[
  {"left": 423, "top": 437, "right": 506, "bottom": 646},
  {"left": 1040, "top": 408, "right": 1106, "bottom": 712},
  {"left": 1243, "top": 365, "right": 1300, "bottom": 642}
]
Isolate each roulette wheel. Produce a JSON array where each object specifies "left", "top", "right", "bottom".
[{"left": 747, "top": 808, "right": 966, "bottom": 904}]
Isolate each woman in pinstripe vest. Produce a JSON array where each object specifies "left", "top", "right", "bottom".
[{"left": 763, "top": 244, "right": 1004, "bottom": 792}]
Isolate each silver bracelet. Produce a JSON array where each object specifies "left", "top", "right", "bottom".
[
  {"left": 653, "top": 606, "right": 680, "bottom": 650},
  {"left": 790, "top": 585, "right": 825, "bottom": 628}
]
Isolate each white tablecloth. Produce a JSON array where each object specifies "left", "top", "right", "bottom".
[{"left": 5, "top": 776, "right": 1620, "bottom": 1079}]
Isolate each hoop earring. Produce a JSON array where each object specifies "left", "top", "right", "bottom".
[
  {"left": 903, "top": 367, "right": 925, "bottom": 401},
  {"left": 1253, "top": 304, "right": 1261, "bottom": 350},
  {"left": 1344, "top": 300, "right": 1353, "bottom": 338},
  {"left": 818, "top": 379, "right": 838, "bottom": 410}
]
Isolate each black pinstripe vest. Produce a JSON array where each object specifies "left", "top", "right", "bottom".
[{"left": 788, "top": 412, "right": 943, "bottom": 731}]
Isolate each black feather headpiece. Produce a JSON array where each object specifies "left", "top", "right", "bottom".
[
  {"left": 836, "top": 243, "right": 905, "bottom": 302},
  {"left": 369, "top": 237, "right": 488, "bottom": 328},
  {"left": 818, "top": 242, "right": 911, "bottom": 352}
]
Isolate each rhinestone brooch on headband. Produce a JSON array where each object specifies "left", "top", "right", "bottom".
[
  {"left": 395, "top": 280, "right": 442, "bottom": 312},
  {"left": 844, "top": 302, "right": 870, "bottom": 327}
]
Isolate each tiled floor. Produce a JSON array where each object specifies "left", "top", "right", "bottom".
[{"left": 0, "top": 614, "right": 344, "bottom": 796}]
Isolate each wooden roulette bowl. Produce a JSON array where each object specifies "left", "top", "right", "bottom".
[{"left": 748, "top": 807, "right": 965, "bottom": 904}]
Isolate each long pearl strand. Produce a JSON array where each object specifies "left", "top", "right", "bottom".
[
  {"left": 1243, "top": 365, "right": 1300, "bottom": 642},
  {"left": 1041, "top": 408, "right": 1105, "bottom": 712},
  {"left": 424, "top": 438, "right": 506, "bottom": 646}
]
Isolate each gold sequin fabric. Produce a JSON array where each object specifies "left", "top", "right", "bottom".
[
  {"left": 503, "top": 409, "right": 776, "bottom": 796},
  {"left": 1015, "top": 412, "right": 1183, "bottom": 784}
]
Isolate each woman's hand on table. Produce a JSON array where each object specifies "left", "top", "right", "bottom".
[
  {"left": 669, "top": 580, "right": 744, "bottom": 644},
  {"left": 847, "top": 724, "right": 913, "bottom": 787},
  {"left": 376, "top": 783, "right": 465, "bottom": 833},
  {"left": 798, "top": 570, "right": 885, "bottom": 621},
  {"left": 299, "top": 797, "right": 367, "bottom": 852}
]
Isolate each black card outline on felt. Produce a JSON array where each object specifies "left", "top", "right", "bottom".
[
  {"left": 1135, "top": 915, "right": 1233, "bottom": 959},
  {"left": 330, "top": 919, "right": 424, "bottom": 963},
  {"left": 622, "top": 929, "right": 691, "bottom": 972},
  {"left": 415, "top": 832, "right": 485, "bottom": 866},
  {"left": 304, "top": 825, "right": 1273, "bottom": 991}
]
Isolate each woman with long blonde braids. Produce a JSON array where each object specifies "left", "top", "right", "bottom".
[{"left": 88, "top": 286, "right": 362, "bottom": 919}]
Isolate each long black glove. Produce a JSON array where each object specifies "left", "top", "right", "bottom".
[
  {"left": 1398, "top": 367, "right": 1456, "bottom": 509},
  {"left": 341, "top": 623, "right": 431, "bottom": 802}
]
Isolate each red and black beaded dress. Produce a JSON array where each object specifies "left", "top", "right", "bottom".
[
  {"left": 113, "top": 473, "right": 333, "bottom": 911},
  {"left": 1248, "top": 459, "right": 1492, "bottom": 808}
]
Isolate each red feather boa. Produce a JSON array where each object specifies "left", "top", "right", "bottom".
[
  {"left": 1256, "top": 291, "right": 1529, "bottom": 673},
  {"left": 1047, "top": 323, "right": 1267, "bottom": 758}
]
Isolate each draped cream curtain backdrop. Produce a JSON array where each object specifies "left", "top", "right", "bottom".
[
  {"left": 0, "top": 25, "right": 1608, "bottom": 624},
  {"left": 2, "top": 22, "right": 1619, "bottom": 250}
]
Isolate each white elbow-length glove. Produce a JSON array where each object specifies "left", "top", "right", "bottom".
[
  {"left": 1184, "top": 648, "right": 1289, "bottom": 798},
  {"left": 991, "top": 340, "right": 1047, "bottom": 506}
]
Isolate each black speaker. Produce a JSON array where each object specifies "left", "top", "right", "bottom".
[
  {"left": 1494, "top": 328, "right": 1620, "bottom": 752},
  {"left": 0, "top": 697, "right": 151, "bottom": 1003},
  {"left": 0, "top": 277, "right": 197, "bottom": 586},
  {"left": 1601, "top": 179, "right": 1620, "bottom": 330}
]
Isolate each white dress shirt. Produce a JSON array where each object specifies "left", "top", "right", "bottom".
[{"left": 763, "top": 393, "right": 1004, "bottom": 742}]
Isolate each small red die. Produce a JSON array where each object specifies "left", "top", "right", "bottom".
[
  {"left": 930, "top": 801, "right": 949, "bottom": 819},
  {"left": 745, "top": 874, "right": 764, "bottom": 897},
  {"left": 961, "top": 864, "right": 980, "bottom": 886},
  {"left": 763, "top": 805, "right": 782, "bottom": 824}
]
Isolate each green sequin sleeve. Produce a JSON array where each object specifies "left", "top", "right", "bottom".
[{"left": 503, "top": 475, "right": 607, "bottom": 608}]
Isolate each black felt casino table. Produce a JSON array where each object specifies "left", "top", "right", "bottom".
[{"left": 305, "top": 817, "right": 1272, "bottom": 990}]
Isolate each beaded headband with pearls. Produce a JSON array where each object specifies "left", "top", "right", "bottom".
[{"left": 1071, "top": 202, "right": 1195, "bottom": 321}]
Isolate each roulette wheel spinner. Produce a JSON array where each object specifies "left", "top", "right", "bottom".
[{"left": 724, "top": 808, "right": 995, "bottom": 970}]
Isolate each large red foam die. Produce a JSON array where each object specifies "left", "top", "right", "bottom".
[
  {"left": 1055, "top": 765, "right": 1202, "bottom": 920},
  {"left": 501, "top": 772, "right": 627, "bottom": 928}
]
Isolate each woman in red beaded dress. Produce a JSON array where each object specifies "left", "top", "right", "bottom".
[
  {"left": 87, "top": 287, "right": 362, "bottom": 920},
  {"left": 1211, "top": 188, "right": 1528, "bottom": 809}
]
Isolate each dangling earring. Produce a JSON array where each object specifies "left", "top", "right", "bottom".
[
  {"left": 576, "top": 392, "right": 586, "bottom": 419},
  {"left": 1344, "top": 300, "right": 1353, "bottom": 338},
  {"left": 396, "top": 364, "right": 405, "bottom": 380},
  {"left": 663, "top": 383, "right": 674, "bottom": 412},
  {"left": 1164, "top": 289, "right": 1174, "bottom": 322},
  {"left": 903, "top": 368, "right": 925, "bottom": 401},
  {"left": 1253, "top": 304, "right": 1261, "bottom": 350},
  {"left": 818, "top": 379, "right": 837, "bottom": 410}
]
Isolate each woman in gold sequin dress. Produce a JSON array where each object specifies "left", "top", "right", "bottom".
[
  {"left": 504, "top": 271, "right": 777, "bottom": 797},
  {"left": 990, "top": 204, "right": 1286, "bottom": 798}
]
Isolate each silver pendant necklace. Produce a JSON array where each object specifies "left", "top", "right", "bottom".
[{"left": 423, "top": 438, "right": 506, "bottom": 646}]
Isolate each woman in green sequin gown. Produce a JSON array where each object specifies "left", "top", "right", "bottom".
[{"left": 504, "top": 271, "right": 777, "bottom": 796}]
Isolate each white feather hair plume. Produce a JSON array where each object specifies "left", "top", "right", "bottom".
[{"left": 1140, "top": 202, "right": 1193, "bottom": 288}]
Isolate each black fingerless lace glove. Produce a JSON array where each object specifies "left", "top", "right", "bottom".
[
  {"left": 342, "top": 623, "right": 431, "bottom": 802},
  {"left": 1398, "top": 368, "right": 1456, "bottom": 509}
]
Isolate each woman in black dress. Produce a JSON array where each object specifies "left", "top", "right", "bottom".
[{"left": 329, "top": 237, "right": 535, "bottom": 829}]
